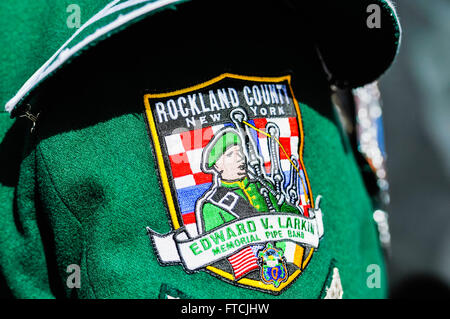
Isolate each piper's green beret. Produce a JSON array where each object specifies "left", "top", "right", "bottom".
[{"left": 207, "top": 131, "right": 241, "bottom": 168}]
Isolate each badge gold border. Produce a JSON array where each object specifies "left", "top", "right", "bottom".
[{"left": 143, "top": 73, "right": 315, "bottom": 293}]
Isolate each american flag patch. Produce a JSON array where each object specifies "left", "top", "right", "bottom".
[{"left": 228, "top": 246, "right": 260, "bottom": 279}]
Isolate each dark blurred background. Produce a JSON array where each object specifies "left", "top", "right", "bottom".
[{"left": 378, "top": 0, "right": 450, "bottom": 298}]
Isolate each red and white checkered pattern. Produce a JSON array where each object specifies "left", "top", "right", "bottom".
[
  {"left": 165, "top": 124, "right": 225, "bottom": 189},
  {"left": 164, "top": 117, "right": 302, "bottom": 190}
]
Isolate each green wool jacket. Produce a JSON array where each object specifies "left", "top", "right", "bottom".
[{"left": 0, "top": 0, "right": 401, "bottom": 299}]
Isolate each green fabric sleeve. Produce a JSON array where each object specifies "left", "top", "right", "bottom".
[{"left": 0, "top": 114, "right": 55, "bottom": 298}]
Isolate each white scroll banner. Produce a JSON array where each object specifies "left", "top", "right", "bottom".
[{"left": 147, "top": 210, "right": 324, "bottom": 272}]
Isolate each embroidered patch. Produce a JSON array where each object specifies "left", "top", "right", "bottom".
[{"left": 144, "top": 73, "right": 325, "bottom": 295}]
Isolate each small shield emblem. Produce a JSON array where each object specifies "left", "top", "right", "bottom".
[{"left": 259, "top": 243, "right": 288, "bottom": 288}]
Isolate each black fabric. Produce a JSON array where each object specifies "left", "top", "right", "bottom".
[{"left": 209, "top": 186, "right": 259, "bottom": 219}]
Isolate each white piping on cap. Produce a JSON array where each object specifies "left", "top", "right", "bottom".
[{"left": 5, "top": 0, "right": 183, "bottom": 113}]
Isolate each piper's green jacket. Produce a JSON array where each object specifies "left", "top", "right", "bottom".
[
  {"left": 201, "top": 177, "right": 300, "bottom": 232},
  {"left": 0, "top": 0, "right": 401, "bottom": 299}
]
